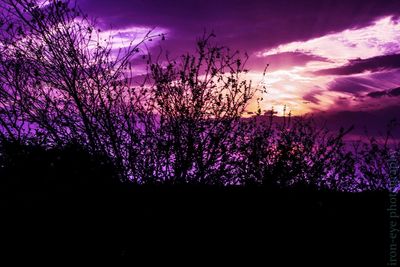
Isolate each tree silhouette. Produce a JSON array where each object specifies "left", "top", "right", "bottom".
[
  {"left": 0, "top": 0, "right": 159, "bottom": 180},
  {"left": 145, "top": 34, "right": 256, "bottom": 184}
]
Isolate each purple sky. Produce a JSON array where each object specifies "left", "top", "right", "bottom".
[{"left": 78, "top": 0, "right": 400, "bottom": 137}]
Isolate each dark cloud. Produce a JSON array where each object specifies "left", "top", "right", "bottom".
[
  {"left": 327, "top": 76, "right": 382, "bottom": 95},
  {"left": 327, "top": 68, "right": 400, "bottom": 95},
  {"left": 363, "top": 68, "right": 400, "bottom": 82},
  {"left": 79, "top": 0, "right": 400, "bottom": 55},
  {"left": 254, "top": 104, "right": 400, "bottom": 140},
  {"left": 366, "top": 87, "right": 400, "bottom": 98},
  {"left": 302, "top": 88, "right": 325, "bottom": 104},
  {"left": 389, "top": 87, "right": 400, "bottom": 96},
  {"left": 367, "top": 90, "right": 387, "bottom": 98},
  {"left": 302, "top": 94, "right": 320, "bottom": 105},
  {"left": 314, "top": 54, "right": 400, "bottom": 76},
  {"left": 312, "top": 105, "right": 400, "bottom": 140}
]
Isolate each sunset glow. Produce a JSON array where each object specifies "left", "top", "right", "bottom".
[
  {"left": 76, "top": 0, "right": 400, "bottom": 121},
  {"left": 250, "top": 15, "right": 400, "bottom": 115}
]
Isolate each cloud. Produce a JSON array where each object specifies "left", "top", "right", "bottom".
[
  {"left": 302, "top": 89, "right": 325, "bottom": 104},
  {"left": 80, "top": 0, "right": 400, "bottom": 56},
  {"left": 248, "top": 52, "right": 329, "bottom": 72},
  {"left": 366, "top": 87, "right": 400, "bottom": 98},
  {"left": 246, "top": 15, "right": 400, "bottom": 116},
  {"left": 390, "top": 87, "right": 400, "bottom": 96},
  {"left": 366, "top": 91, "right": 388, "bottom": 98},
  {"left": 326, "top": 68, "right": 400, "bottom": 96},
  {"left": 313, "top": 54, "right": 400, "bottom": 75},
  {"left": 97, "top": 26, "right": 167, "bottom": 50},
  {"left": 259, "top": 16, "right": 400, "bottom": 62},
  {"left": 326, "top": 76, "right": 381, "bottom": 95},
  {"left": 312, "top": 105, "right": 400, "bottom": 140}
]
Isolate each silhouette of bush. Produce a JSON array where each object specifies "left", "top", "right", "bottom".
[
  {"left": 0, "top": 0, "right": 160, "bottom": 181},
  {"left": 235, "top": 113, "right": 354, "bottom": 189},
  {"left": 351, "top": 121, "right": 400, "bottom": 191},
  {"left": 142, "top": 34, "right": 256, "bottom": 184},
  {"left": 235, "top": 112, "right": 399, "bottom": 191},
  {"left": 0, "top": 139, "right": 119, "bottom": 191}
]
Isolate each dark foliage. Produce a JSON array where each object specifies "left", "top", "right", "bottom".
[
  {"left": 0, "top": 176, "right": 393, "bottom": 264},
  {"left": 0, "top": 140, "right": 118, "bottom": 190}
]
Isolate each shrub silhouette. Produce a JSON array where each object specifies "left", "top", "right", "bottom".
[
  {"left": 144, "top": 34, "right": 256, "bottom": 184},
  {"left": 0, "top": 0, "right": 160, "bottom": 181},
  {"left": 0, "top": 139, "right": 118, "bottom": 190},
  {"left": 236, "top": 113, "right": 355, "bottom": 189}
]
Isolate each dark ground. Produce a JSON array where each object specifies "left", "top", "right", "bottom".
[
  {"left": 0, "top": 142, "right": 397, "bottom": 264},
  {"left": 0, "top": 184, "right": 395, "bottom": 265}
]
